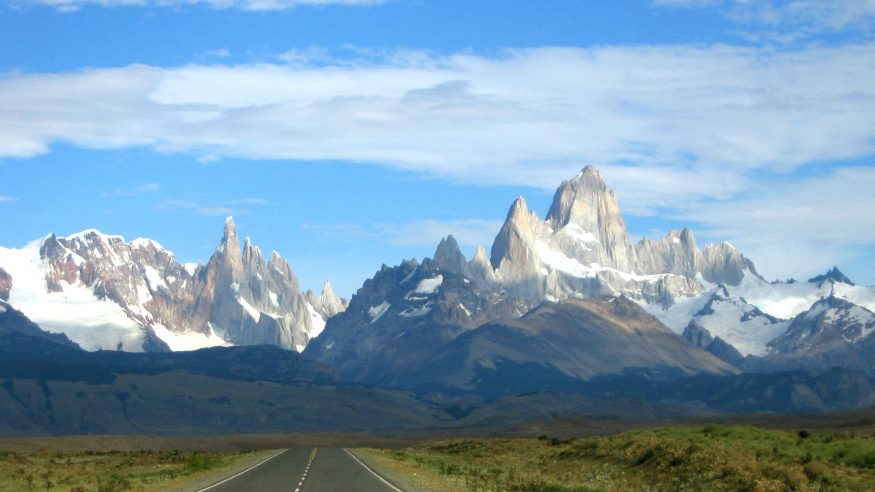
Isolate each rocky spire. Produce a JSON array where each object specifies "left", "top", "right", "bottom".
[
  {"left": 490, "top": 196, "right": 536, "bottom": 270},
  {"left": 220, "top": 216, "right": 241, "bottom": 259},
  {"left": 319, "top": 281, "right": 346, "bottom": 317},
  {"left": 545, "top": 166, "right": 638, "bottom": 272},
  {"left": 268, "top": 251, "right": 300, "bottom": 292},
  {"left": 637, "top": 228, "right": 700, "bottom": 277},
  {"left": 468, "top": 245, "right": 494, "bottom": 281},
  {"left": 433, "top": 235, "right": 468, "bottom": 275}
]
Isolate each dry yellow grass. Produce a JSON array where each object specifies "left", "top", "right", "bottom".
[
  {"left": 0, "top": 449, "right": 252, "bottom": 491},
  {"left": 374, "top": 425, "right": 875, "bottom": 491}
]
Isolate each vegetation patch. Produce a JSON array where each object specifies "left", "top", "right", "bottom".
[
  {"left": 377, "top": 425, "right": 875, "bottom": 491},
  {"left": 0, "top": 448, "right": 251, "bottom": 491}
]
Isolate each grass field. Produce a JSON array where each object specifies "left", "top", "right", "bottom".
[
  {"left": 375, "top": 425, "right": 875, "bottom": 491},
  {"left": 0, "top": 448, "right": 251, "bottom": 491}
]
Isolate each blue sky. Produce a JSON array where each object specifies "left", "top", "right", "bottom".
[{"left": 1, "top": 0, "right": 875, "bottom": 295}]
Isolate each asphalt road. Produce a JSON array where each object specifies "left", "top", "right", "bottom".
[{"left": 201, "top": 447, "right": 403, "bottom": 492}]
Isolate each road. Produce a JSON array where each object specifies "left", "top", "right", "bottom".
[{"left": 201, "top": 447, "right": 403, "bottom": 492}]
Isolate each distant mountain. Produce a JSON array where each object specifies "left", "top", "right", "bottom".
[
  {"left": 677, "top": 285, "right": 788, "bottom": 357},
  {"left": 736, "top": 297, "right": 875, "bottom": 376},
  {"left": 487, "top": 167, "right": 734, "bottom": 305},
  {"left": 809, "top": 267, "right": 855, "bottom": 286},
  {"left": 304, "top": 258, "right": 528, "bottom": 386},
  {"left": 3, "top": 316, "right": 873, "bottom": 436},
  {"left": 3, "top": 309, "right": 874, "bottom": 436},
  {"left": 0, "top": 217, "right": 345, "bottom": 353},
  {"left": 648, "top": 266, "right": 875, "bottom": 361},
  {"left": 404, "top": 297, "right": 738, "bottom": 398},
  {"left": 309, "top": 166, "right": 875, "bottom": 391}
]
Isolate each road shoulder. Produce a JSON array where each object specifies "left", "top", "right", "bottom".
[
  {"left": 350, "top": 448, "right": 463, "bottom": 492},
  {"left": 166, "top": 448, "right": 286, "bottom": 492}
]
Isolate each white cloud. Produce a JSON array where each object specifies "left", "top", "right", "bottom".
[
  {"left": 2, "top": 45, "right": 874, "bottom": 204},
  {"left": 2, "top": 44, "right": 874, "bottom": 280},
  {"left": 0, "top": 195, "right": 16, "bottom": 203},
  {"left": 676, "top": 166, "right": 875, "bottom": 282},
  {"left": 16, "top": 0, "right": 388, "bottom": 12}
]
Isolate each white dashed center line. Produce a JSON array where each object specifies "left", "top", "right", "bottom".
[{"left": 294, "top": 448, "right": 317, "bottom": 492}]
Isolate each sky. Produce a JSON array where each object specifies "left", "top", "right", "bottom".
[{"left": 1, "top": 0, "right": 874, "bottom": 296}]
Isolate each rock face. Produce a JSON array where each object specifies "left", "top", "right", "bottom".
[
  {"left": 682, "top": 321, "right": 746, "bottom": 367},
  {"left": 635, "top": 229, "right": 759, "bottom": 286},
  {"left": 304, "top": 259, "right": 527, "bottom": 386},
  {"left": 306, "top": 281, "right": 348, "bottom": 320},
  {"left": 487, "top": 166, "right": 743, "bottom": 306},
  {"left": 0, "top": 268, "right": 10, "bottom": 302},
  {"left": 199, "top": 217, "right": 316, "bottom": 351},
  {"left": 0, "top": 218, "right": 345, "bottom": 353},
  {"left": 545, "top": 166, "right": 639, "bottom": 272}
]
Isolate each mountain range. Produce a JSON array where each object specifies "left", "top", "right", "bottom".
[
  {"left": 2, "top": 165, "right": 875, "bottom": 434},
  {"left": 307, "top": 166, "right": 875, "bottom": 395},
  {"left": 0, "top": 217, "right": 345, "bottom": 353}
]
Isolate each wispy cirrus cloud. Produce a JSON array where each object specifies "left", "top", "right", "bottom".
[
  {"left": 0, "top": 195, "right": 17, "bottom": 203},
  {"left": 653, "top": 0, "right": 875, "bottom": 40},
  {"left": 13, "top": 0, "right": 389, "bottom": 12},
  {"left": 101, "top": 182, "right": 160, "bottom": 198},
  {"left": 302, "top": 219, "right": 503, "bottom": 250},
  {"left": 156, "top": 197, "right": 267, "bottom": 216}
]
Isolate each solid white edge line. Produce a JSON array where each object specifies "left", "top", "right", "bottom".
[
  {"left": 343, "top": 448, "right": 404, "bottom": 492},
  {"left": 197, "top": 448, "right": 288, "bottom": 491}
]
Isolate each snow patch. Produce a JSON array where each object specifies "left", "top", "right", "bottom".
[
  {"left": 0, "top": 240, "right": 148, "bottom": 351},
  {"left": 458, "top": 303, "right": 471, "bottom": 317},
  {"left": 65, "top": 229, "right": 124, "bottom": 243},
  {"left": 237, "top": 296, "right": 261, "bottom": 322},
  {"left": 268, "top": 290, "right": 279, "bottom": 308},
  {"left": 368, "top": 301, "right": 390, "bottom": 323},
  {"left": 535, "top": 241, "right": 595, "bottom": 278},
  {"left": 414, "top": 275, "right": 443, "bottom": 294},
  {"left": 130, "top": 238, "right": 165, "bottom": 251},
  {"left": 183, "top": 263, "right": 198, "bottom": 276},
  {"left": 561, "top": 223, "right": 598, "bottom": 244},
  {"left": 400, "top": 302, "right": 433, "bottom": 318},
  {"left": 306, "top": 301, "right": 326, "bottom": 339},
  {"left": 142, "top": 265, "right": 167, "bottom": 290},
  {"left": 151, "top": 323, "right": 230, "bottom": 351}
]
